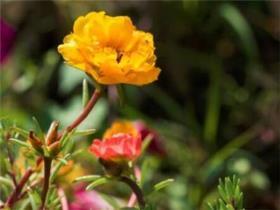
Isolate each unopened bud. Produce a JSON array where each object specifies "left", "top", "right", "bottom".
[
  {"left": 48, "top": 141, "right": 60, "bottom": 157},
  {"left": 29, "top": 131, "right": 43, "bottom": 154},
  {"left": 46, "top": 121, "right": 59, "bottom": 145},
  {"left": 99, "top": 159, "right": 129, "bottom": 177}
]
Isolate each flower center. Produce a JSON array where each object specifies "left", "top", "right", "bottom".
[{"left": 116, "top": 52, "right": 123, "bottom": 63}]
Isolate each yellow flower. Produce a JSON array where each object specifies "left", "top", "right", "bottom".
[
  {"left": 57, "top": 160, "right": 86, "bottom": 184},
  {"left": 58, "top": 11, "right": 160, "bottom": 85},
  {"left": 103, "top": 120, "right": 139, "bottom": 139}
]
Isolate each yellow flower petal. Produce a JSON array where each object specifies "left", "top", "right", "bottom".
[
  {"left": 58, "top": 11, "right": 160, "bottom": 86},
  {"left": 103, "top": 120, "right": 139, "bottom": 139}
]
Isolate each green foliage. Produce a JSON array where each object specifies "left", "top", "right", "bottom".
[
  {"left": 82, "top": 79, "right": 89, "bottom": 107},
  {"left": 85, "top": 177, "right": 109, "bottom": 191},
  {"left": 27, "top": 190, "right": 41, "bottom": 210},
  {"left": 207, "top": 176, "right": 244, "bottom": 210},
  {"left": 0, "top": 116, "right": 96, "bottom": 209},
  {"left": 74, "top": 175, "right": 101, "bottom": 183},
  {"left": 73, "top": 128, "right": 96, "bottom": 137},
  {"left": 31, "top": 117, "right": 45, "bottom": 140},
  {"left": 8, "top": 138, "right": 30, "bottom": 148},
  {"left": 153, "top": 179, "right": 174, "bottom": 192}
]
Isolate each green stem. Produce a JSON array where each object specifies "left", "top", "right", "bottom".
[
  {"left": 201, "top": 126, "right": 259, "bottom": 180},
  {"left": 203, "top": 61, "right": 222, "bottom": 146}
]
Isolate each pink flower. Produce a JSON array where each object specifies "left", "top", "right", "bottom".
[
  {"left": 89, "top": 121, "right": 142, "bottom": 162},
  {"left": 90, "top": 133, "right": 142, "bottom": 162},
  {"left": 70, "top": 187, "right": 113, "bottom": 210},
  {"left": 134, "top": 121, "right": 166, "bottom": 156},
  {"left": 0, "top": 19, "right": 16, "bottom": 64}
]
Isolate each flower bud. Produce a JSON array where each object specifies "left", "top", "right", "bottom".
[
  {"left": 48, "top": 141, "right": 60, "bottom": 157},
  {"left": 99, "top": 159, "right": 129, "bottom": 177},
  {"left": 29, "top": 131, "right": 43, "bottom": 154},
  {"left": 46, "top": 121, "right": 59, "bottom": 145}
]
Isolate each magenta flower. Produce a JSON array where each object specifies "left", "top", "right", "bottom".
[
  {"left": 70, "top": 187, "right": 113, "bottom": 210},
  {"left": 134, "top": 121, "right": 166, "bottom": 156},
  {"left": 0, "top": 19, "right": 16, "bottom": 64}
]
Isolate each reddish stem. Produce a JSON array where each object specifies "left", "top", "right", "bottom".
[
  {"left": 5, "top": 157, "right": 42, "bottom": 208},
  {"left": 18, "top": 178, "right": 43, "bottom": 200},
  {"left": 57, "top": 89, "right": 101, "bottom": 139},
  {"left": 6, "top": 168, "right": 34, "bottom": 207},
  {"left": 40, "top": 157, "right": 52, "bottom": 210}
]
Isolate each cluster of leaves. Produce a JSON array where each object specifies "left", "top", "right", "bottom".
[
  {"left": 0, "top": 116, "right": 95, "bottom": 209},
  {"left": 207, "top": 176, "right": 244, "bottom": 210}
]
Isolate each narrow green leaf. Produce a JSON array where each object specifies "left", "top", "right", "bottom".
[
  {"left": 28, "top": 191, "right": 38, "bottom": 210},
  {"left": 11, "top": 127, "right": 29, "bottom": 138},
  {"left": 225, "top": 177, "right": 233, "bottom": 200},
  {"left": 218, "top": 185, "right": 227, "bottom": 202},
  {"left": 226, "top": 204, "right": 235, "bottom": 210},
  {"left": 74, "top": 175, "right": 101, "bottom": 183},
  {"left": 32, "top": 117, "right": 44, "bottom": 140},
  {"left": 1, "top": 185, "right": 10, "bottom": 200},
  {"left": 153, "top": 178, "right": 174, "bottom": 192},
  {"left": 141, "top": 134, "right": 153, "bottom": 153},
  {"left": 218, "top": 199, "right": 227, "bottom": 210},
  {"left": 54, "top": 204, "right": 62, "bottom": 210},
  {"left": 144, "top": 85, "right": 184, "bottom": 123},
  {"left": 206, "top": 203, "right": 215, "bottom": 210},
  {"left": 0, "top": 176, "right": 14, "bottom": 187},
  {"left": 99, "top": 192, "right": 120, "bottom": 209},
  {"left": 144, "top": 204, "right": 157, "bottom": 210},
  {"left": 86, "top": 177, "right": 108, "bottom": 191},
  {"left": 60, "top": 129, "right": 75, "bottom": 150},
  {"left": 82, "top": 79, "right": 89, "bottom": 107},
  {"left": 238, "top": 192, "right": 244, "bottom": 209},
  {"left": 63, "top": 135, "right": 75, "bottom": 154},
  {"left": 52, "top": 197, "right": 61, "bottom": 206},
  {"left": 203, "top": 62, "right": 221, "bottom": 145},
  {"left": 18, "top": 198, "right": 30, "bottom": 210},
  {"left": 9, "top": 138, "right": 30, "bottom": 148},
  {"left": 47, "top": 186, "right": 57, "bottom": 203},
  {"left": 14, "top": 132, "right": 20, "bottom": 139},
  {"left": 0, "top": 120, "right": 4, "bottom": 129},
  {"left": 50, "top": 154, "right": 72, "bottom": 182},
  {"left": 232, "top": 175, "right": 238, "bottom": 187},
  {"left": 140, "top": 159, "right": 150, "bottom": 187},
  {"left": 59, "top": 131, "right": 69, "bottom": 148},
  {"left": 57, "top": 158, "right": 68, "bottom": 165},
  {"left": 202, "top": 128, "right": 257, "bottom": 178},
  {"left": 235, "top": 185, "right": 241, "bottom": 200},
  {"left": 74, "top": 129, "right": 96, "bottom": 137},
  {"left": 219, "top": 3, "right": 259, "bottom": 60}
]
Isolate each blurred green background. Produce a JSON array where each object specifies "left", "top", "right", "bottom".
[{"left": 1, "top": 1, "right": 279, "bottom": 209}]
